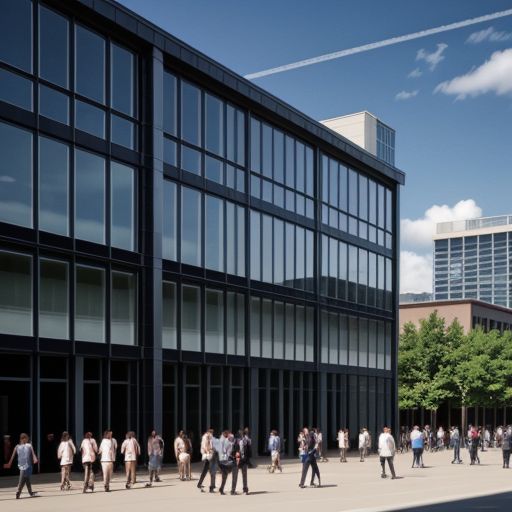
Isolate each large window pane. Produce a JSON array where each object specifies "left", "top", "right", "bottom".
[
  {"left": 0, "top": 68, "right": 32, "bottom": 110},
  {"left": 39, "top": 5, "right": 68, "bottom": 88},
  {"left": 75, "top": 149, "right": 105, "bottom": 244},
  {"left": 111, "top": 271, "right": 136, "bottom": 345},
  {"left": 295, "top": 305, "right": 305, "bottom": 361},
  {"left": 227, "top": 291, "right": 236, "bottom": 354},
  {"left": 39, "top": 259, "right": 68, "bottom": 339},
  {"left": 182, "top": 285, "right": 201, "bottom": 351},
  {"left": 250, "top": 211, "right": 261, "bottom": 281},
  {"left": 305, "top": 306, "right": 314, "bottom": 362},
  {"left": 111, "top": 115, "right": 135, "bottom": 150},
  {"left": 75, "top": 265, "right": 105, "bottom": 342},
  {"left": 0, "top": 252, "right": 32, "bottom": 336},
  {"left": 205, "top": 195, "right": 224, "bottom": 272},
  {"left": 250, "top": 118, "right": 261, "bottom": 172},
  {"left": 39, "top": 136, "right": 69, "bottom": 236},
  {"left": 163, "top": 70, "right": 177, "bottom": 135},
  {"left": 236, "top": 293, "right": 245, "bottom": 355},
  {"left": 262, "top": 215, "right": 272, "bottom": 283},
  {"left": 274, "top": 301, "right": 284, "bottom": 359},
  {"left": 111, "top": 162, "right": 135, "bottom": 251},
  {"left": 285, "top": 223, "right": 295, "bottom": 287},
  {"left": 262, "top": 299, "right": 272, "bottom": 358},
  {"left": 162, "top": 281, "right": 177, "bottom": 349},
  {"left": 163, "top": 180, "right": 177, "bottom": 261},
  {"left": 205, "top": 289, "right": 224, "bottom": 354},
  {"left": 0, "top": 0, "right": 32, "bottom": 72},
  {"left": 0, "top": 121, "right": 32, "bottom": 228},
  {"left": 295, "top": 227, "right": 305, "bottom": 289},
  {"left": 250, "top": 297, "right": 261, "bottom": 357},
  {"left": 75, "top": 25, "right": 105, "bottom": 103},
  {"left": 111, "top": 43, "right": 134, "bottom": 116},
  {"left": 39, "top": 85, "right": 69, "bottom": 124},
  {"left": 75, "top": 100, "right": 105, "bottom": 138},
  {"left": 205, "top": 94, "right": 224, "bottom": 156},
  {"left": 181, "top": 187, "right": 201, "bottom": 266},
  {"left": 285, "top": 303, "right": 294, "bottom": 360},
  {"left": 349, "top": 316, "right": 358, "bottom": 366},
  {"left": 274, "top": 219, "right": 284, "bottom": 286},
  {"left": 237, "top": 206, "right": 245, "bottom": 277},
  {"left": 181, "top": 81, "right": 201, "bottom": 146}
]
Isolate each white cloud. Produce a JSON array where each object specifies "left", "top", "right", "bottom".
[
  {"left": 0, "top": 175, "right": 15, "bottom": 183},
  {"left": 416, "top": 43, "right": 448, "bottom": 70},
  {"left": 395, "top": 90, "right": 419, "bottom": 101},
  {"left": 408, "top": 67, "right": 423, "bottom": 78},
  {"left": 401, "top": 199, "right": 482, "bottom": 248},
  {"left": 435, "top": 48, "right": 512, "bottom": 99},
  {"left": 400, "top": 251, "right": 433, "bottom": 293},
  {"left": 466, "top": 26, "right": 512, "bottom": 44}
]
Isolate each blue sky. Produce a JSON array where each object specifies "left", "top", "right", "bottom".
[{"left": 119, "top": 0, "right": 512, "bottom": 291}]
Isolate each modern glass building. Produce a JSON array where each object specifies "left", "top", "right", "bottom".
[
  {"left": 0, "top": 0, "right": 404, "bottom": 460},
  {"left": 434, "top": 216, "right": 512, "bottom": 308}
]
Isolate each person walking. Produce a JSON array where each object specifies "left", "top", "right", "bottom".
[
  {"left": 358, "top": 428, "right": 369, "bottom": 462},
  {"left": 268, "top": 430, "right": 282, "bottom": 472},
  {"left": 338, "top": 429, "right": 347, "bottom": 462},
  {"left": 80, "top": 432, "right": 98, "bottom": 493},
  {"left": 218, "top": 430, "right": 234, "bottom": 495},
  {"left": 231, "top": 428, "right": 252, "bottom": 495},
  {"left": 98, "top": 430, "right": 117, "bottom": 492},
  {"left": 146, "top": 429, "right": 164, "bottom": 487},
  {"left": 197, "top": 429, "right": 215, "bottom": 492},
  {"left": 299, "top": 428, "right": 321, "bottom": 488},
  {"left": 502, "top": 425, "right": 512, "bottom": 469},
  {"left": 57, "top": 431, "right": 76, "bottom": 491},
  {"left": 378, "top": 427, "right": 397, "bottom": 479},
  {"left": 410, "top": 426, "right": 424, "bottom": 468},
  {"left": 4, "top": 433, "right": 39, "bottom": 499},
  {"left": 121, "top": 431, "right": 140, "bottom": 489},
  {"left": 450, "top": 426, "right": 462, "bottom": 464},
  {"left": 469, "top": 426, "right": 480, "bottom": 465},
  {"left": 174, "top": 431, "right": 189, "bottom": 481}
]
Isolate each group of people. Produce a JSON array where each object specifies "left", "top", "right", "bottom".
[{"left": 3, "top": 429, "right": 165, "bottom": 499}]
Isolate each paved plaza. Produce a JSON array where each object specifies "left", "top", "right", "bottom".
[{"left": 1, "top": 448, "right": 512, "bottom": 512}]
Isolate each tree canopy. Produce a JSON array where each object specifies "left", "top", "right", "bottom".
[{"left": 399, "top": 312, "right": 512, "bottom": 411}]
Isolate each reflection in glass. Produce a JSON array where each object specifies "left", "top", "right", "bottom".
[
  {"left": 250, "top": 297, "right": 261, "bottom": 357},
  {"left": 250, "top": 117, "right": 260, "bottom": 172},
  {"left": 262, "top": 299, "right": 272, "bottom": 358},
  {"left": 285, "top": 303, "right": 294, "bottom": 360},
  {"left": 205, "top": 195, "right": 224, "bottom": 272},
  {"left": 75, "top": 149, "right": 105, "bottom": 244},
  {"left": 181, "top": 145, "right": 201, "bottom": 175},
  {"left": 285, "top": 135, "right": 294, "bottom": 187},
  {"left": 75, "top": 25, "right": 105, "bottom": 103},
  {"left": 0, "top": 122, "right": 32, "bottom": 228},
  {"left": 182, "top": 285, "right": 201, "bottom": 351},
  {"left": 205, "top": 94, "right": 224, "bottom": 156},
  {"left": 236, "top": 206, "right": 245, "bottom": 277},
  {"left": 295, "top": 305, "right": 305, "bottom": 361},
  {"left": 0, "top": 68, "right": 32, "bottom": 110},
  {"left": 181, "top": 81, "right": 201, "bottom": 146},
  {"left": 250, "top": 211, "right": 261, "bottom": 280},
  {"left": 181, "top": 187, "right": 201, "bottom": 266},
  {"left": 226, "top": 202, "right": 235, "bottom": 275},
  {"left": 111, "top": 43, "right": 134, "bottom": 117},
  {"left": 75, "top": 100, "right": 105, "bottom": 138},
  {"left": 262, "top": 123, "right": 272, "bottom": 178},
  {"left": 39, "top": 259, "right": 68, "bottom": 339},
  {"left": 205, "top": 289, "right": 224, "bottom": 353},
  {"left": 111, "top": 162, "right": 135, "bottom": 251},
  {"left": 205, "top": 156, "right": 223, "bottom": 184},
  {"left": 162, "top": 281, "right": 177, "bottom": 349},
  {"left": 285, "top": 223, "right": 295, "bottom": 287},
  {"left": 0, "top": 251, "right": 32, "bottom": 336},
  {"left": 39, "top": 136, "right": 69, "bottom": 236},
  {"left": 274, "top": 301, "right": 284, "bottom": 359},
  {"left": 111, "top": 271, "right": 136, "bottom": 345},
  {"left": 39, "top": 5, "right": 69, "bottom": 87},
  {"left": 163, "top": 71, "right": 177, "bottom": 135},
  {"left": 163, "top": 180, "right": 177, "bottom": 261},
  {"left": 111, "top": 115, "right": 135, "bottom": 149},
  {"left": 0, "top": 0, "right": 32, "bottom": 72},
  {"left": 163, "top": 138, "right": 177, "bottom": 166},
  {"left": 75, "top": 265, "right": 105, "bottom": 342},
  {"left": 273, "top": 219, "right": 284, "bottom": 285},
  {"left": 39, "top": 85, "right": 69, "bottom": 124},
  {"left": 262, "top": 215, "right": 272, "bottom": 283}
]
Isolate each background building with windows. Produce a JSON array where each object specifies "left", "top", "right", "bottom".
[
  {"left": 0, "top": 0, "right": 404, "bottom": 460},
  {"left": 434, "top": 215, "right": 512, "bottom": 307},
  {"left": 321, "top": 111, "right": 396, "bottom": 166}
]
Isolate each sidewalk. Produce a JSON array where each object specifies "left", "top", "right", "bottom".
[{"left": 1, "top": 448, "right": 511, "bottom": 512}]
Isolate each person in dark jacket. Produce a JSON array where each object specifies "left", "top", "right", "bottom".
[
  {"left": 502, "top": 426, "right": 512, "bottom": 469},
  {"left": 299, "top": 428, "right": 321, "bottom": 488},
  {"left": 231, "top": 428, "right": 252, "bottom": 495}
]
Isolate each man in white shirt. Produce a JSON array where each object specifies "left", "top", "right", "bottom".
[
  {"left": 121, "top": 431, "right": 140, "bottom": 489},
  {"left": 98, "top": 430, "right": 117, "bottom": 492},
  {"left": 80, "top": 432, "right": 98, "bottom": 493},
  {"left": 378, "top": 427, "right": 397, "bottom": 479}
]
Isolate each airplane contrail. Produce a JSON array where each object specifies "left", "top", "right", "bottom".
[{"left": 244, "top": 8, "right": 512, "bottom": 80}]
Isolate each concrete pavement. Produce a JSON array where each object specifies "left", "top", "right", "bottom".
[{"left": 1, "top": 448, "right": 512, "bottom": 512}]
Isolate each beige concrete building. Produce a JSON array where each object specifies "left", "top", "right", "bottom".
[{"left": 400, "top": 299, "right": 512, "bottom": 333}]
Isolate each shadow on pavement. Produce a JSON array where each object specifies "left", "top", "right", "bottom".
[{"left": 400, "top": 491, "right": 512, "bottom": 512}]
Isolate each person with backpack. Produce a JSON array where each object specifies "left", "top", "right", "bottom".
[
  {"left": 121, "top": 431, "right": 140, "bottom": 489},
  {"left": 231, "top": 428, "right": 252, "bottom": 495},
  {"left": 502, "top": 425, "right": 512, "bottom": 469},
  {"left": 80, "top": 432, "right": 98, "bottom": 493},
  {"left": 268, "top": 430, "right": 282, "bottom": 473},
  {"left": 299, "top": 428, "right": 321, "bottom": 488},
  {"left": 4, "top": 433, "right": 39, "bottom": 499},
  {"left": 57, "top": 431, "right": 76, "bottom": 491},
  {"left": 218, "top": 430, "right": 235, "bottom": 495}
]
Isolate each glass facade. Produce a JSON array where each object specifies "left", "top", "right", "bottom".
[
  {"left": 434, "top": 230, "right": 512, "bottom": 307},
  {"left": 0, "top": 0, "right": 401, "bottom": 458}
]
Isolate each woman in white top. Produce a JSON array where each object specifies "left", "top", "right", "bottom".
[
  {"left": 121, "top": 431, "right": 140, "bottom": 489},
  {"left": 378, "top": 427, "right": 397, "bottom": 479},
  {"left": 337, "top": 429, "right": 347, "bottom": 462},
  {"left": 80, "top": 432, "right": 98, "bottom": 493},
  {"left": 57, "top": 432, "right": 76, "bottom": 491},
  {"left": 98, "top": 430, "right": 117, "bottom": 492}
]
